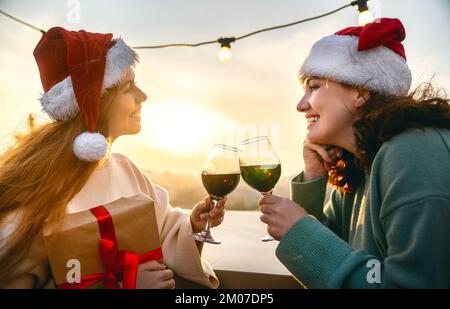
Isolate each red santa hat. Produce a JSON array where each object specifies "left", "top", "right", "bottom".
[
  {"left": 299, "top": 18, "right": 411, "bottom": 97},
  {"left": 33, "top": 27, "right": 138, "bottom": 162}
]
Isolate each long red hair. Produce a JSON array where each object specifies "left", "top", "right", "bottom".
[{"left": 0, "top": 87, "right": 119, "bottom": 285}]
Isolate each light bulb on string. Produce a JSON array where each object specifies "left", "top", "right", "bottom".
[
  {"left": 351, "top": 0, "right": 375, "bottom": 26},
  {"left": 218, "top": 45, "right": 231, "bottom": 62},
  {"left": 358, "top": 9, "right": 374, "bottom": 26},
  {"left": 217, "top": 37, "right": 235, "bottom": 63}
]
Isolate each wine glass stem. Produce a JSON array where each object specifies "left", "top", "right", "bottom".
[
  {"left": 261, "top": 190, "right": 274, "bottom": 242},
  {"left": 202, "top": 198, "right": 218, "bottom": 235},
  {"left": 262, "top": 190, "right": 273, "bottom": 196}
]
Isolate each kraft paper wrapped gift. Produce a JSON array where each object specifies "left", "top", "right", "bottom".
[{"left": 43, "top": 193, "right": 163, "bottom": 289}]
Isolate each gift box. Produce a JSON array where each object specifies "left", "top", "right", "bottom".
[{"left": 43, "top": 193, "right": 163, "bottom": 289}]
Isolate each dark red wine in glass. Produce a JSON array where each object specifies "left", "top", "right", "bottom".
[
  {"left": 190, "top": 144, "right": 240, "bottom": 244},
  {"left": 239, "top": 136, "right": 282, "bottom": 242},
  {"left": 240, "top": 164, "right": 281, "bottom": 194},
  {"left": 202, "top": 173, "right": 240, "bottom": 199}
]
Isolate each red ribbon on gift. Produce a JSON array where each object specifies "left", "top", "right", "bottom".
[{"left": 57, "top": 205, "right": 163, "bottom": 289}]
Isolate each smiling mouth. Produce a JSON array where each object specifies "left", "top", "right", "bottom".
[{"left": 306, "top": 116, "right": 320, "bottom": 124}]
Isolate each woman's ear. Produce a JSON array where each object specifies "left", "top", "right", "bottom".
[{"left": 354, "top": 87, "right": 371, "bottom": 108}]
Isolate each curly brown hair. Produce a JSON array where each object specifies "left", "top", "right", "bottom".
[{"left": 328, "top": 81, "right": 450, "bottom": 193}]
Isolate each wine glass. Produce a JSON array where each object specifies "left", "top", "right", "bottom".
[
  {"left": 190, "top": 144, "right": 240, "bottom": 244},
  {"left": 239, "top": 136, "right": 281, "bottom": 242}
]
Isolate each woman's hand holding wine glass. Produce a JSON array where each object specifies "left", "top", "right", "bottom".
[
  {"left": 258, "top": 194, "right": 307, "bottom": 241},
  {"left": 190, "top": 196, "right": 226, "bottom": 233}
]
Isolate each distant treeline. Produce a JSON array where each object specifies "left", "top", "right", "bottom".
[{"left": 144, "top": 170, "right": 291, "bottom": 210}]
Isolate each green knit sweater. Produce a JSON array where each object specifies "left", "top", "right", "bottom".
[{"left": 276, "top": 127, "right": 450, "bottom": 288}]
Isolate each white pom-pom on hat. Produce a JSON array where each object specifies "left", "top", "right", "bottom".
[{"left": 73, "top": 132, "right": 109, "bottom": 162}]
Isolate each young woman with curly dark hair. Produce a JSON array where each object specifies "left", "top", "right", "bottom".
[{"left": 259, "top": 18, "right": 450, "bottom": 288}]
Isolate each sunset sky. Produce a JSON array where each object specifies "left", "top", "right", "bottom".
[{"left": 1, "top": 0, "right": 449, "bottom": 177}]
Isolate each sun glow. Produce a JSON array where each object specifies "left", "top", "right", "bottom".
[{"left": 140, "top": 101, "right": 229, "bottom": 155}]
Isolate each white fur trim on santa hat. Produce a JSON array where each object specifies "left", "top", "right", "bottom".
[
  {"left": 40, "top": 76, "right": 79, "bottom": 120},
  {"left": 39, "top": 38, "right": 138, "bottom": 121},
  {"left": 73, "top": 132, "right": 109, "bottom": 162},
  {"left": 102, "top": 38, "right": 139, "bottom": 91},
  {"left": 299, "top": 35, "right": 412, "bottom": 97}
]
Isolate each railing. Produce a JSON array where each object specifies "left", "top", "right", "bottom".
[{"left": 178, "top": 210, "right": 302, "bottom": 289}]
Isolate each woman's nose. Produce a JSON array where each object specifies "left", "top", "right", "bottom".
[
  {"left": 297, "top": 96, "right": 311, "bottom": 112},
  {"left": 136, "top": 87, "right": 148, "bottom": 103}
]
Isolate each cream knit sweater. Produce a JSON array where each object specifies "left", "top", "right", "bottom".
[{"left": 1, "top": 153, "right": 218, "bottom": 288}]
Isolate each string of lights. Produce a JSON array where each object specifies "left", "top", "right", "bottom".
[
  {"left": 0, "top": 8, "right": 46, "bottom": 34},
  {"left": 0, "top": 1, "right": 374, "bottom": 62}
]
